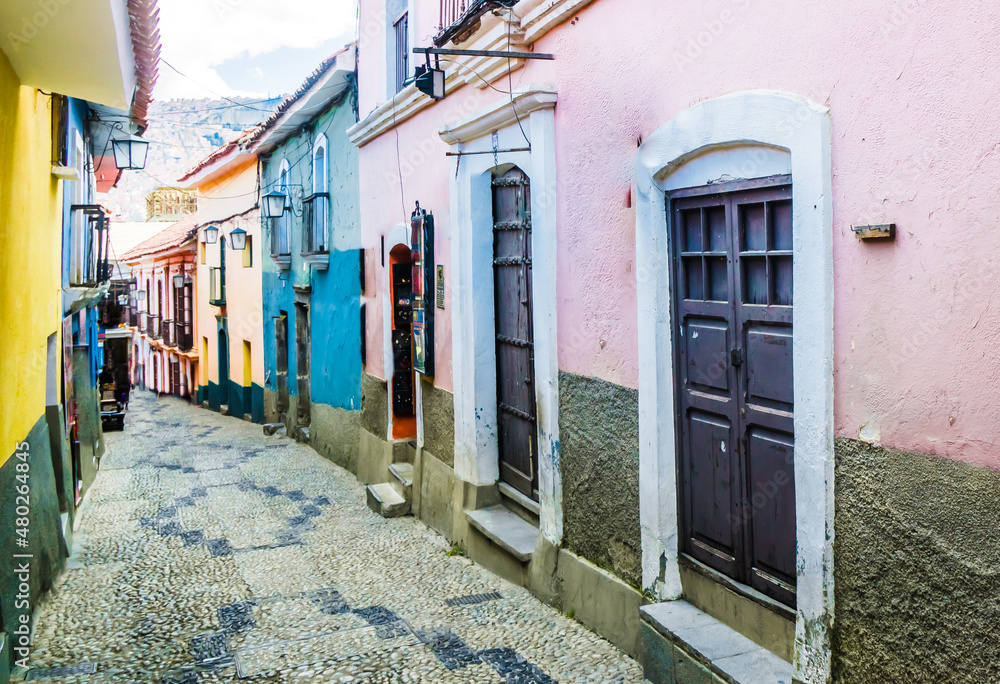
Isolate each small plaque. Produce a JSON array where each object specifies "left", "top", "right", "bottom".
[
  {"left": 852, "top": 223, "right": 895, "bottom": 240},
  {"left": 436, "top": 265, "right": 445, "bottom": 309}
]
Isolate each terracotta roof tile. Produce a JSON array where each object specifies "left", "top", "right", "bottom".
[
  {"left": 120, "top": 213, "right": 199, "bottom": 261},
  {"left": 127, "top": 0, "right": 161, "bottom": 132}
]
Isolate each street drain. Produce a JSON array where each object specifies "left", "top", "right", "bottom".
[
  {"left": 25, "top": 663, "right": 99, "bottom": 679},
  {"left": 444, "top": 591, "right": 503, "bottom": 607}
]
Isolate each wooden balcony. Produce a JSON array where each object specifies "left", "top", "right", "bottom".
[{"left": 162, "top": 319, "right": 175, "bottom": 347}]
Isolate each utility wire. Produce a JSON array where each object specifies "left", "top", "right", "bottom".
[{"left": 159, "top": 59, "right": 279, "bottom": 113}]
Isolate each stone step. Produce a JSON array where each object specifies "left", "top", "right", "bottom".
[
  {"left": 366, "top": 483, "right": 410, "bottom": 518},
  {"left": 640, "top": 600, "right": 792, "bottom": 684},
  {"left": 465, "top": 505, "right": 538, "bottom": 563},
  {"left": 388, "top": 463, "right": 413, "bottom": 500}
]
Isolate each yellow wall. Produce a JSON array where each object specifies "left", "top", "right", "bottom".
[
  {"left": 0, "top": 48, "right": 63, "bottom": 467},
  {"left": 195, "top": 159, "right": 265, "bottom": 390}
]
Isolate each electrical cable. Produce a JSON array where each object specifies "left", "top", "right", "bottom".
[
  {"left": 507, "top": 17, "right": 530, "bottom": 147},
  {"left": 159, "top": 59, "right": 279, "bottom": 113},
  {"left": 435, "top": 58, "right": 513, "bottom": 95}
]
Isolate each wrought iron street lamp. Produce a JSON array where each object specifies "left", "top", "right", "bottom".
[
  {"left": 117, "top": 294, "right": 128, "bottom": 306},
  {"left": 203, "top": 225, "right": 219, "bottom": 244},
  {"left": 229, "top": 227, "right": 248, "bottom": 251},
  {"left": 262, "top": 190, "right": 287, "bottom": 219},
  {"left": 173, "top": 274, "right": 185, "bottom": 289},
  {"left": 111, "top": 135, "right": 150, "bottom": 170}
]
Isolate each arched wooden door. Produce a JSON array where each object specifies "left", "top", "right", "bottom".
[{"left": 492, "top": 167, "right": 538, "bottom": 500}]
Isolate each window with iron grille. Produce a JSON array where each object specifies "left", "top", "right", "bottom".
[
  {"left": 393, "top": 11, "right": 409, "bottom": 93},
  {"left": 271, "top": 162, "right": 291, "bottom": 256},
  {"left": 302, "top": 193, "right": 330, "bottom": 254}
]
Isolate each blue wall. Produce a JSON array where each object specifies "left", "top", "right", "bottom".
[{"left": 261, "top": 84, "right": 362, "bottom": 414}]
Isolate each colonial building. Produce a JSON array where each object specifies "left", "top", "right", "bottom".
[
  {"left": 177, "top": 129, "right": 266, "bottom": 422},
  {"left": 0, "top": 0, "right": 159, "bottom": 677},
  {"left": 256, "top": 46, "right": 362, "bottom": 467},
  {"left": 122, "top": 215, "right": 198, "bottom": 399},
  {"left": 146, "top": 186, "right": 197, "bottom": 222},
  {"left": 347, "top": 0, "right": 1000, "bottom": 682}
]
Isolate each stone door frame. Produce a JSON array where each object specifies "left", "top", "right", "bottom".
[{"left": 634, "top": 90, "right": 834, "bottom": 682}]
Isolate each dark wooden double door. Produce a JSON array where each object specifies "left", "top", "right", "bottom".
[
  {"left": 493, "top": 168, "right": 538, "bottom": 500},
  {"left": 671, "top": 179, "right": 796, "bottom": 608}
]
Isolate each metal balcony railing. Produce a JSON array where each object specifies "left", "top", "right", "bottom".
[
  {"left": 302, "top": 193, "right": 330, "bottom": 255},
  {"left": 434, "top": 0, "right": 517, "bottom": 46},
  {"left": 128, "top": 309, "right": 139, "bottom": 328}
]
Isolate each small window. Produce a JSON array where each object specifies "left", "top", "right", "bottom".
[
  {"left": 393, "top": 11, "right": 409, "bottom": 93},
  {"left": 199, "top": 242, "right": 206, "bottom": 264},
  {"left": 242, "top": 235, "right": 253, "bottom": 268}
]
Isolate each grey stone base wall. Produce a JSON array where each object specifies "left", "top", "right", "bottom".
[
  {"left": 558, "top": 371, "right": 641, "bottom": 589},
  {"left": 419, "top": 380, "right": 454, "bottom": 469},
  {"left": 0, "top": 417, "right": 68, "bottom": 673},
  {"left": 309, "top": 403, "right": 361, "bottom": 475},
  {"left": 834, "top": 438, "right": 1000, "bottom": 683},
  {"left": 360, "top": 373, "right": 387, "bottom": 440}
]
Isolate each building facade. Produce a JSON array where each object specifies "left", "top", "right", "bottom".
[
  {"left": 0, "top": 1, "right": 159, "bottom": 679},
  {"left": 348, "top": 1, "right": 1000, "bottom": 683},
  {"left": 178, "top": 133, "right": 266, "bottom": 422},
  {"left": 122, "top": 215, "right": 199, "bottom": 400},
  {"left": 256, "top": 47, "right": 363, "bottom": 469}
]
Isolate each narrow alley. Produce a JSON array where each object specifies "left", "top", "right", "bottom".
[{"left": 20, "top": 393, "right": 642, "bottom": 684}]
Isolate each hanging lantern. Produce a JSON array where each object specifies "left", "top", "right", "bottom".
[
  {"left": 111, "top": 135, "right": 150, "bottom": 170},
  {"left": 262, "top": 190, "right": 287, "bottom": 219},
  {"left": 229, "top": 227, "right": 248, "bottom": 251},
  {"left": 203, "top": 225, "right": 219, "bottom": 244}
]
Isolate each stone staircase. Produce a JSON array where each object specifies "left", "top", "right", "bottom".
[{"left": 366, "top": 460, "right": 414, "bottom": 518}]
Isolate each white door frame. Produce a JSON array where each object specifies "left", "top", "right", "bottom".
[
  {"left": 634, "top": 90, "right": 834, "bottom": 683},
  {"left": 439, "top": 86, "right": 563, "bottom": 544}
]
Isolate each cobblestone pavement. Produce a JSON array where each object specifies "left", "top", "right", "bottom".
[{"left": 18, "top": 392, "right": 644, "bottom": 684}]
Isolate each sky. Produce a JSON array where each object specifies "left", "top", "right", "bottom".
[{"left": 155, "top": 0, "right": 357, "bottom": 101}]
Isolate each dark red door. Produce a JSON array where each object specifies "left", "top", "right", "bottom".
[
  {"left": 492, "top": 168, "right": 538, "bottom": 499},
  {"left": 671, "top": 177, "right": 796, "bottom": 607}
]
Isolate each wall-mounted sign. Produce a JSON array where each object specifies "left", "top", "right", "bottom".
[
  {"left": 852, "top": 223, "right": 896, "bottom": 241},
  {"left": 436, "top": 265, "right": 445, "bottom": 309},
  {"left": 411, "top": 204, "right": 435, "bottom": 377}
]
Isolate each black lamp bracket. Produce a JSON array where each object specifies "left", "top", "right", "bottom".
[{"left": 413, "top": 47, "right": 554, "bottom": 60}]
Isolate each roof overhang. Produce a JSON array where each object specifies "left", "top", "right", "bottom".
[
  {"left": 254, "top": 47, "right": 355, "bottom": 156},
  {"left": 177, "top": 145, "right": 258, "bottom": 189},
  {"left": 0, "top": 0, "right": 136, "bottom": 109},
  {"left": 178, "top": 44, "right": 355, "bottom": 190}
]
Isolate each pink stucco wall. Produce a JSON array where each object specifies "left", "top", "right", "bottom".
[{"left": 356, "top": 0, "right": 1000, "bottom": 466}]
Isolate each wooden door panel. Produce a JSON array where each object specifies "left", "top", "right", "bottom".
[
  {"left": 684, "top": 318, "right": 731, "bottom": 395},
  {"left": 746, "top": 428, "right": 796, "bottom": 606},
  {"left": 493, "top": 168, "right": 538, "bottom": 499},
  {"left": 673, "top": 179, "right": 797, "bottom": 609},
  {"left": 746, "top": 327, "right": 793, "bottom": 410},
  {"left": 684, "top": 411, "right": 740, "bottom": 576}
]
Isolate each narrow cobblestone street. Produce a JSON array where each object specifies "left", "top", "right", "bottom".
[{"left": 20, "top": 392, "right": 643, "bottom": 684}]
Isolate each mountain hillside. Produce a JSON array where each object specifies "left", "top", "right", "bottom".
[{"left": 103, "top": 96, "right": 284, "bottom": 221}]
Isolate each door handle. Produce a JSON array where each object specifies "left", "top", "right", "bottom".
[{"left": 730, "top": 348, "right": 744, "bottom": 367}]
